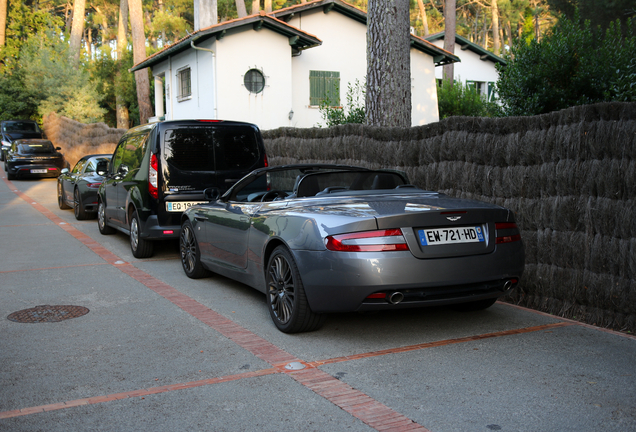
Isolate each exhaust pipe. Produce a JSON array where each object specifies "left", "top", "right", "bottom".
[
  {"left": 388, "top": 292, "right": 404, "bottom": 304},
  {"left": 503, "top": 280, "right": 513, "bottom": 291}
]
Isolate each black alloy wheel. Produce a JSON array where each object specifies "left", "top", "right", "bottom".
[
  {"left": 129, "top": 210, "right": 153, "bottom": 258},
  {"left": 97, "top": 200, "right": 115, "bottom": 235},
  {"left": 58, "top": 183, "right": 70, "bottom": 209},
  {"left": 180, "top": 220, "right": 210, "bottom": 279},
  {"left": 266, "top": 246, "right": 325, "bottom": 333},
  {"left": 73, "top": 188, "right": 89, "bottom": 220}
]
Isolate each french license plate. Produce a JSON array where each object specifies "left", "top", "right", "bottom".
[
  {"left": 166, "top": 201, "right": 205, "bottom": 212},
  {"left": 30, "top": 169, "right": 47, "bottom": 174},
  {"left": 419, "top": 226, "right": 485, "bottom": 246}
]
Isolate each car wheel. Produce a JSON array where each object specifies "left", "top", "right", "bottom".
[
  {"left": 450, "top": 298, "right": 498, "bottom": 312},
  {"left": 266, "top": 246, "right": 325, "bottom": 333},
  {"left": 179, "top": 220, "right": 210, "bottom": 279},
  {"left": 97, "top": 200, "right": 115, "bottom": 235},
  {"left": 73, "top": 188, "right": 89, "bottom": 220},
  {"left": 57, "top": 183, "right": 70, "bottom": 209},
  {"left": 130, "top": 210, "right": 153, "bottom": 258}
]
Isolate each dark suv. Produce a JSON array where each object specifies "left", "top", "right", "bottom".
[
  {"left": 0, "top": 120, "right": 45, "bottom": 162},
  {"left": 96, "top": 120, "right": 268, "bottom": 258}
]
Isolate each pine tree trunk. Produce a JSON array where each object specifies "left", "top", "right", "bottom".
[
  {"left": 366, "top": 0, "right": 411, "bottom": 127},
  {"left": 69, "top": 0, "right": 86, "bottom": 64},
  {"left": 116, "top": 0, "right": 130, "bottom": 129},
  {"left": 235, "top": 0, "right": 247, "bottom": 17},
  {"left": 443, "top": 0, "right": 456, "bottom": 83},
  {"left": 129, "top": 0, "right": 153, "bottom": 124},
  {"left": 0, "top": 0, "right": 7, "bottom": 47},
  {"left": 251, "top": 0, "right": 259, "bottom": 14},
  {"left": 417, "top": 0, "right": 429, "bottom": 36},
  {"left": 492, "top": 0, "right": 500, "bottom": 55}
]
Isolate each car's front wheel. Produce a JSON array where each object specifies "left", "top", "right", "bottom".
[
  {"left": 180, "top": 220, "right": 210, "bottom": 279},
  {"left": 129, "top": 210, "right": 153, "bottom": 258},
  {"left": 58, "top": 183, "right": 70, "bottom": 209},
  {"left": 97, "top": 200, "right": 115, "bottom": 235},
  {"left": 73, "top": 188, "right": 89, "bottom": 220},
  {"left": 266, "top": 246, "right": 325, "bottom": 333}
]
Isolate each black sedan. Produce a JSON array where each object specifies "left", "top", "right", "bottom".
[
  {"left": 4, "top": 139, "right": 65, "bottom": 180},
  {"left": 58, "top": 154, "right": 112, "bottom": 220},
  {"left": 179, "top": 164, "right": 525, "bottom": 333},
  {"left": 0, "top": 120, "right": 45, "bottom": 162}
]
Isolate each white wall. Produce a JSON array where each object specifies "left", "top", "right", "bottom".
[
  {"left": 430, "top": 39, "right": 500, "bottom": 84},
  {"left": 215, "top": 28, "right": 293, "bottom": 130},
  {"left": 287, "top": 9, "right": 440, "bottom": 127}
]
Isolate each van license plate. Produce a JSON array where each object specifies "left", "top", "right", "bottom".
[
  {"left": 419, "top": 226, "right": 485, "bottom": 246},
  {"left": 166, "top": 202, "right": 205, "bottom": 212}
]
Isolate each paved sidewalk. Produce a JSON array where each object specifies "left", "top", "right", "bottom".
[{"left": 1, "top": 174, "right": 635, "bottom": 432}]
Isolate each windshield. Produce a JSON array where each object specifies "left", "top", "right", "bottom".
[
  {"left": 4, "top": 122, "right": 40, "bottom": 133},
  {"left": 229, "top": 167, "right": 408, "bottom": 202}
]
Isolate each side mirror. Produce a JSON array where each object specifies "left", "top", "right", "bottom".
[
  {"left": 60, "top": 168, "right": 69, "bottom": 175},
  {"left": 95, "top": 160, "right": 109, "bottom": 176},
  {"left": 204, "top": 187, "right": 220, "bottom": 201},
  {"left": 56, "top": 147, "right": 61, "bottom": 151}
]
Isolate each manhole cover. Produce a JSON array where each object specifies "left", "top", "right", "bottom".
[{"left": 7, "top": 305, "right": 90, "bottom": 323}]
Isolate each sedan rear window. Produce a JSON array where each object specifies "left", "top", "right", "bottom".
[
  {"left": 18, "top": 142, "right": 55, "bottom": 154},
  {"left": 4, "top": 122, "right": 40, "bottom": 133}
]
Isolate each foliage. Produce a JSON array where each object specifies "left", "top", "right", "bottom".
[
  {"left": 496, "top": 14, "right": 636, "bottom": 116},
  {"left": 547, "top": 0, "right": 636, "bottom": 33},
  {"left": 318, "top": 79, "right": 366, "bottom": 127},
  {"left": 18, "top": 33, "right": 106, "bottom": 123},
  {"left": 437, "top": 79, "right": 501, "bottom": 119},
  {"left": 90, "top": 50, "right": 140, "bottom": 127},
  {"left": 0, "top": 70, "right": 39, "bottom": 121}
]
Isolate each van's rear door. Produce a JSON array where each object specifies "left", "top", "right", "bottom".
[{"left": 157, "top": 122, "right": 266, "bottom": 227}]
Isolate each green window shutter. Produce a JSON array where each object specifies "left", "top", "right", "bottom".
[{"left": 309, "top": 71, "right": 340, "bottom": 106}]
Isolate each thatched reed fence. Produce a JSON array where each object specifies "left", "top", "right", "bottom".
[
  {"left": 41, "top": 104, "right": 635, "bottom": 333},
  {"left": 263, "top": 102, "right": 636, "bottom": 333},
  {"left": 42, "top": 113, "right": 126, "bottom": 168}
]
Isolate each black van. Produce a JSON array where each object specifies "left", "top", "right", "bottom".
[{"left": 96, "top": 120, "right": 268, "bottom": 258}]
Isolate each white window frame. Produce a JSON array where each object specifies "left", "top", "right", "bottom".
[{"left": 176, "top": 66, "right": 192, "bottom": 102}]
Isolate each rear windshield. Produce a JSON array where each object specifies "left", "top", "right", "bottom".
[
  {"left": 18, "top": 142, "right": 55, "bottom": 154},
  {"left": 4, "top": 122, "right": 40, "bottom": 133},
  {"left": 163, "top": 126, "right": 260, "bottom": 171}
]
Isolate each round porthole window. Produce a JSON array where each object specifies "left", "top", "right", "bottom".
[{"left": 244, "top": 69, "right": 265, "bottom": 94}]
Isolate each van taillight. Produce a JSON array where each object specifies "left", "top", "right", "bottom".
[
  {"left": 264, "top": 153, "right": 269, "bottom": 167},
  {"left": 149, "top": 154, "right": 158, "bottom": 199}
]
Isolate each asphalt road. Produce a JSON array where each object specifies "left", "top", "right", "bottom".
[{"left": 1, "top": 171, "right": 635, "bottom": 432}]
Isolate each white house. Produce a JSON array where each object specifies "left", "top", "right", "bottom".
[
  {"left": 131, "top": 0, "right": 459, "bottom": 130},
  {"left": 425, "top": 32, "right": 506, "bottom": 102}
]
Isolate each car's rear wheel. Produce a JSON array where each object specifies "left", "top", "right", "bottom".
[
  {"left": 180, "top": 220, "right": 210, "bottom": 279},
  {"left": 73, "top": 188, "right": 89, "bottom": 220},
  {"left": 130, "top": 210, "right": 153, "bottom": 258},
  {"left": 97, "top": 200, "right": 115, "bottom": 235},
  {"left": 450, "top": 297, "right": 498, "bottom": 312},
  {"left": 266, "top": 246, "right": 325, "bottom": 333},
  {"left": 58, "top": 183, "right": 70, "bottom": 209}
]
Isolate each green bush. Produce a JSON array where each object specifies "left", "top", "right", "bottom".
[
  {"left": 437, "top": 79, "right": 501, "bottom": 119},
  {"left": 318, "top": 79, "right": 365, "bottom": 127},
  {"left": 496, "top": 15, "right": 636, "bottom": 116}
]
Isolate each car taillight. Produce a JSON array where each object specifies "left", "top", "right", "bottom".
[
  {"left": 325, "top": 229, "right": 408, "bottom": 252},
  {"left": 86, "top": 182, "right": 102, "bottom": 189},
  {"left": 263, "top": 153, "right": 269, "bottom": 167},
  {"left": 495, "top": 222, "right": 521, "bottom": 244},
  {"left": 149, "top": 154, "right": 158, "bottom": 199}
]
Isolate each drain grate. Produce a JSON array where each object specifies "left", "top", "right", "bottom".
[{"left": 7, "top": 305, "right": 90, "bottom": 323}]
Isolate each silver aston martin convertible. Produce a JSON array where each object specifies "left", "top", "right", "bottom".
[{"left": 179, "top": 164, "right": 525, "bottom": 333}]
